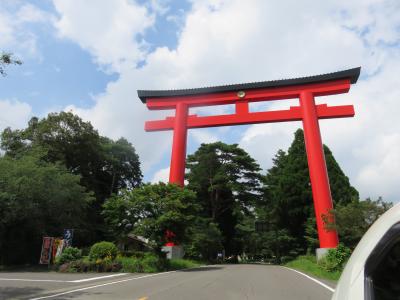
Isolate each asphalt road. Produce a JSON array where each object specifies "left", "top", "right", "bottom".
[{"left": 0, "top": 264, "right": 336, "bottom": 300}]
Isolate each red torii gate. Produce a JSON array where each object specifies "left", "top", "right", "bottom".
[{"left": 138, "top": 67, "right": 360, "bottom": 249}]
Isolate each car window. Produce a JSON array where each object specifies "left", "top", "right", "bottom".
[{"left": 365, "top": 223, "right": 400, "bottom": 300}]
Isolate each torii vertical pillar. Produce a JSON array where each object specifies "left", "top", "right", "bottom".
[
  {"left": 300, "top": 91, "right": 338, "bottom": 248},
  {"left": 169, "top": 103, "right": 188, "bottom": 187},
  {"left": 164, "top": 103, "right": 187, "bottom": 258}
]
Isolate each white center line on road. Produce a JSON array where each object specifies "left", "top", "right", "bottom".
[
  {"left": 29, "top": 270, "right": 180, "bottom": 300},
  {"left": 0, "top": 273, "right": 129, "bottom": 283},
  {"left": 283, "top": 266, "right": 335, "bottom": 293}
]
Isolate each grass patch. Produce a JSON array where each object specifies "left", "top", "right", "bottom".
[
  {"left": 168, "top": 259, "right": 202, "bottom": 270},
  {"left": 115, "top": 253, "right": 165, "bottom": 273},
  {"left": 115, "top": 256, "right": 202, "bottom": 273},
  {"left": 115, "top": 256, "right": 144, "bottom": 273},
  {"left": 58, "top": 253, "right": 203, "bottom": 273},
  {"left": 285, "top": 255, "right": 341, "bottom": 281}
]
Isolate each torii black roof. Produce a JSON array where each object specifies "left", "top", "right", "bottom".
[{"left": 137, "top": 67, "right": 361, "bottom": 103}]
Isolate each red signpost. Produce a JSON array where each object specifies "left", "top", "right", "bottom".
[{"left": 138, "top": 68, "right": 360, "bottom": 249}]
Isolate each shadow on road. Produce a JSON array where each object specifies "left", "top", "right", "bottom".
[
  {"left": 23, "top": 291, "right": 106, "bottom": 300},
  {"left": 0, "top": 265, "right": 52, "bottom": 273},
  {"left": 179, "top": 266, "right": 224, "bottom": 272},
  {"left": 0, "top": 287, "right": 45, "bottom": 300}
]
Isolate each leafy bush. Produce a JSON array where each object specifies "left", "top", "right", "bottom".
[
  {"left": 320, "top": 244, "right": 352, "bottom": 272},
  {"left": 168, "top": 259, "right": 200, "bottom": 270},
  {"left": 286, "top": 255, "right": 341, "bottom": 281},
  {"left": 142, "top": 253, "right": 164, "bottom": 272},
  {"left": 56, "top": 247, "right": 82, "bottom": 265},
  {"left": 116, "top": 256, "right": 144, "bottom": 273},
  {"left": 89, "top": 242, "right": 118, "bottom": 261},
  {"left": 115, "top": 253, "right": 167, "bottom": 273},
  {"left": 80, "top": 247, "right": 91, "bottom": 256},
  {"left": 120, "top": 250, "right": 146, "bottom": 259},
  {"left": 59, "top": 251, "right": 200, "bottom": 273},
  {"left": 59, "top": 258, "right": 122, "bottom": 273}
]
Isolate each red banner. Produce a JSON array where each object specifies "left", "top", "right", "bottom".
[{"left": 39, "top": 237, "right": 54, "bottom": 264}]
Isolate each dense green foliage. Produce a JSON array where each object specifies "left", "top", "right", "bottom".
[
  {"left": 286, "top": 245, "right": 352, "bottom": 280},
  {"left": 1, "top": 112, "right": 142, "bottom": 200},
  {"left": 0, "top": 112, "right": 391, "bottom": 268},
  {"left": 85, "top": 131, "right": 390, "bottom": 265},
  {"left": 319, "top": 244, "right": 352, "bottom": 272},
  {"left": 168, "top": 258, "right": 201, "bottom": 270},
  {"left": 89, "top": 242, "right": 118, "bottom": 261},
  {"left": 0, "top": 152, "right": 92, "bottom": 264},
  {"left": 332, "top": 198, "right": 392, "bottom": 249},
  {"left": 115, "top": 254, "right": 165, "bottom": 273},
  {"left": 258, "top": 129, "right": 361, "bottom": 261},
  {"left": 1, "top": 112, "right": 142, "bottom": 262},
  {"left": 59, "top": 257, "right": 121, "bottom": 273},
  {"left": 0, "top": 112, "right": 142, "bottom": 261},
  {"left": 184, "top": 220, "right": 223, "bottom": 261},
  {"left": 59, "top": 251, "right": 199, "bottom": 273},
  {"left": 103, "top": 183, "right": 200, "bottom": 254},
  {"left": 57, "top": 247, "right": 82, "bottom": 265},
  {"left": 186, "top": 142, "right": 262, "bottom": 257},
  {"left": 115, "top": 255, "right": 200, "bottom": 273},
  {"left": 285, "top": 255, "right": 341, "bottom": 281}
]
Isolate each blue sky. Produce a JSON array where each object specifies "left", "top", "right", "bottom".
[{"left": 0, "top": 0, "right": 400, "bottom": 202}]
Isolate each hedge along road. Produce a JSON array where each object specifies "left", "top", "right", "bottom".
[{"left": 0, "top": 264, "right": 336, "bottom": 300}]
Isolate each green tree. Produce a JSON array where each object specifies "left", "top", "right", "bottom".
[
  {"left": 186, "top": 142, "right": 262, "bottom": 256},
  {"left": 234, "top": 215, "right": 261, "bottom": 260},
  {"left": 332, "top": 197, "right": 392, "bottom": 249},
  {"left": 0, "top": 52, "right": 22, "bottom": 76},
  {"left": 100, "top": 137, "right": 143, "bottom": 194},
  {"left": 261, "top": 129, "right": 359, "bottom": 257},
  {"left": 0, "top": 151, "right": 92, "bottom": 264},
  {"left": 304, "top": 216, "right": 319, "bottom": 253},
  {"left": 1, "top": 112, "right": 142, "bottom": 199},
  {"left": 103, "top": 183, "right": 200, "bottom": 256},
  {"left": 1, "top": 112, "right": 142, "bottom": 243},
  {"left": 184, "top": 219, "right": 223, "bottom": 261}
]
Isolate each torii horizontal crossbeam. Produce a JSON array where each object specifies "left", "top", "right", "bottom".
[{"left": 145, "top": 104, "right": 354, "bottom": 131}]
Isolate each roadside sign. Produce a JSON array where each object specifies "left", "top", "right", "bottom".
[{"left": 39, "top": 237, "right": 54, "bottom": 264}]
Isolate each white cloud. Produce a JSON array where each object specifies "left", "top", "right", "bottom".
[
  {"left": 338, "top": 0, "right": 400, "bottom": 47},
  {"left": 54, "top": 0, "right": 400, "bottom": 201},
  {"left": 148, "top": 0, "right": 171, "bottom": 16},
  {"left": 151, "top": 166, "right": 170, "bottom": 183},
  {"left": 0, "top": 3, "right": 54, "bottom": 56},
  {"left": 319, "top": 57, "right": 400, "bottom": 201},
  {"left": 16, "top": 3, "right": 51, "bottom": 23},
  {"left": 53, "top": 0, "right": 155, "bottom": 72},
  {"left": 189, "top": 129, "right": 219, "bottom": 144},
  {"left": 0, "top": 99, "right": 32, "bottom": 130},
  {"left": 356, "top": 134, "right": 400, "bottom": 201},
  {"left": 0, "top": 10, "right": 14, "bottom": 48}
]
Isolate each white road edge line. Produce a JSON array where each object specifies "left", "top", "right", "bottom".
[
  {"left": 29, "top": 270, "right": 179, "bottom": 300},
  {"left": 283, "top": 266, "right": 335, "bottom": 293},
  {"left": 0, "top": 273, "right": 128, "bottom": 283},
  {"left": 70, "top": 273, "right": 128, "bottom": 283},
  {"left": 0, "top": 279, "right": 68, "bottom": 283}
]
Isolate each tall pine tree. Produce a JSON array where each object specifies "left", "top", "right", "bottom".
[
  {"left": 261, "top": 129, "right": 359, "bottom": 255},
  {"left": 186, "top": 142, "right": 262, "bottom": 256}
]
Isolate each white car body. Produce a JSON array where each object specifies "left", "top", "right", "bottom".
[{"left": 332, "top": 203, "right": 400, "bottom": 299}]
